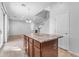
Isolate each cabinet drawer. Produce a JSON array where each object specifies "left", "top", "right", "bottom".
[{"left": 34, "top": 40, "right": 40, "bottom": 48}]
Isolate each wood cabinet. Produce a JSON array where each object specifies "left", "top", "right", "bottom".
[
  {"left": 28, "top": 42, "right": 33, "bottom": 56},
  {"left": 34, "top": 46, "right": 41, "bottom": 57},
  {"left": 24, "top": 35, "right": 58, "bottom": 57}
]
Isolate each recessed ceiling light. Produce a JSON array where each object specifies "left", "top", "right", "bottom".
[{"left": 21, "top": 4, "right": 26, "bottom": 7}]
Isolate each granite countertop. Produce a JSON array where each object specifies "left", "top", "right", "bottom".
[{"left": 27, "top": 33, "right": 62, "bottom": 43}]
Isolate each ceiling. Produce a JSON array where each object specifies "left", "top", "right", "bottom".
[
  {"left": 3, "top": 2, "right": 56, "bottom": 20},
  {"left": 1, "top": 2, "right": 69, "bottom": 27}
]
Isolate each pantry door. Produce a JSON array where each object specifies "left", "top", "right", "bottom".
[{"left": 56, "top": 13, "right": 70, "bottom": 50}]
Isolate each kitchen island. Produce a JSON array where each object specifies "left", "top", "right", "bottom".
[{"left": 24, "top": 33, "right": 61, "bottom": 57}]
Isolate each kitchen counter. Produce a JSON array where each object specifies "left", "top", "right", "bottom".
[{"left": 27, "top": 33, "right": 61, "bottom": 43}]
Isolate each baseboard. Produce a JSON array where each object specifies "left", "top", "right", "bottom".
[
  {"left": 68, "top": 51, "right": 79, "bottom": 57},
  {"left": 59, "top": 47, "right": 79, "bottom": 57},
  {"left": 9, "top": 35, "right": 24, "bottom": 39}
]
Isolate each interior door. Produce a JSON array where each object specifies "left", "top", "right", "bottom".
[
  {"left": 0, "top": 7, "right": 4, "bottom": 48},
  {"left": 56, "top": 13, "right": 70, "bottom": 50}
]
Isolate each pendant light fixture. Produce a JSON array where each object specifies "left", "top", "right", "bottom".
[{"left": 25, "top": 6, "right": 32, "bottom": 23}]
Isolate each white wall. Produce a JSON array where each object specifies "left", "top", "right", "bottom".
[
  {"left": 40, "top": 20, "right": 50, "bottom": 34},
  {"left": 68, "top": 2, "right": 79, "bottom": 52},
  {"left": 49, "top": 11, "right": 56, "bottom": 34},
  {"left": 0, "top": 4, "right": 4, "bottom": 48},
  {"left": 40, "top": 3, "right": 69, "bottom": 34},
  {"left": 48, "top": 3, "right": 70, "bottom": 50},
  {"left": 49, "top": 3, "right": 69, "bottom": 34},
  {"left": 40, "top": 3, "right": 70, "bottom": 50},
  {"left": 56, "top": 13, "right": 70, "bottom": 50},
  {"left": 41, "top": 2, "right": 79, "bottom": 52},
  {"left": 9, "top": 20, "right": 31, "bottom": 35}
]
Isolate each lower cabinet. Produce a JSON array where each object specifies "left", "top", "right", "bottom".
[
  {"left": 24, "top": 36, "right": 58, "bottom": 57},
  {"left": 34, "top": 46, "right": 41, "bottom": 57},
  {"left": 42, "top": 47, "right": 58, "bottom": 57},
  {"left": 28, "top": 43, "right": 33, "bottom": 57}
]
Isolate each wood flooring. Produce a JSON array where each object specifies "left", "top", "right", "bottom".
[{"left": 0, "top": 35, "right": 78, "bottom": 57}]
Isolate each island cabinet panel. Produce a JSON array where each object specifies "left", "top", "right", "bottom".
[
  {"left": 24, "top": 35, "right": 28, "bottom": 54},
  {"left": 24, "top": 35, "right": 58, "bottom": 57},
  {"left": 34, "top": 46, "right": 41, "bottom": 57},
  {"left": 34, "top": 40, "right": 40, "bottom": 48},
  {"left": 41, "top": 40, "right": 58, "bottom": 57},
  {"left": 29, "top": 38, "right": 33, "bottom": 43},
  {"left": 28, "top": 43, "right": 33, "bottom": 57},
  {"left": 28, "top": 38, "right": 34, "bottom": 57}
]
